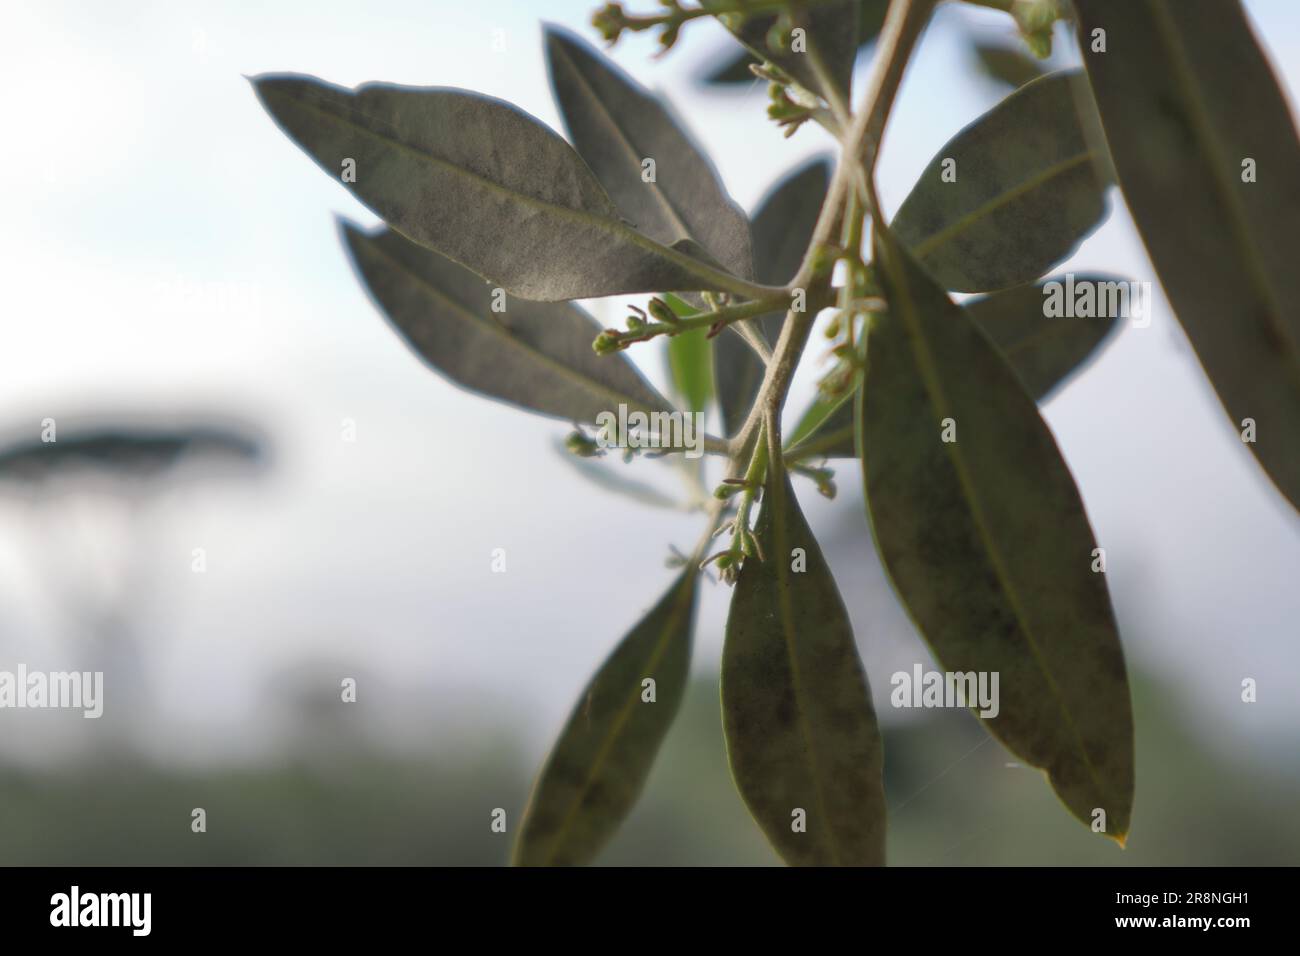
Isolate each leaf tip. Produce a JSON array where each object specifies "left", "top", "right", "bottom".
[
  {"left": 333, "top": 214, "right": 367, "bottom": 246},
  {"left": 541, "top": 20, "right": 582, "bottom": 59}
]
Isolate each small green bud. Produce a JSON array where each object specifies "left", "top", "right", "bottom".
[
  {"left": 1011, "top": 0, "right": 1062, "bottom": 58},
  {"left": 766, "top": 100, "right": 794, "bottom": 121},
  {"left": 647, "top": 297, "right": 677, "bottom": 324},
  {"left": 658, "top": 20, "right": 681, "bottom": 51},
  {"left": 564, "top": 430, "right": 603, "bottom": 458},
  {"left": 766, "top": 13, "right": 794, "bottom": 53},
  {"left": 593, "top": 330, "right": 622, "bottom": 355},
  {"left": 591, "top": 3, "right": 629, "bottom": 44}
]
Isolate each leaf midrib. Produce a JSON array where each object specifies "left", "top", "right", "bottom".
[
  {"left": 1144, "top": 0, "right": 1300, "bottom": 375},
  {"left": 768, "top": 477, "right": 843, "bottom": 865},
  {"left": 881, "top": 237, "right": 1109, "bottom": 803},
  {"left": 551, "top": 41, "right": 696, "bottom": 247},
  {"left": 909, "top": 152, "right": 1095, "bottom": 261},
  {"left": 270, "top": 86, "right": 753, "bottom": 296},
  {"left": 530, "top": 574, "right": 694, "bottom": 866}
]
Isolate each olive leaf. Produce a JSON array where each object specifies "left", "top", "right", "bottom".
[
  {"left": 251, "top": 74, "right": 748, "bottom": 301},
  {"left": 722, "top": 466, "right": 886, "bottom": 866},
  {"left": 545, "top": 25, "right": 752, "bottom": 280},
  {"left": 789, "top": 272, "right": 1125, "bottom": 459},
  {"left": 786, "top": 387, "right": 857, "bottom": 460},
  {"left": 715, "top": 158, "right": 832, "bottom": 436},
  {"left": 514, "top": 569, "right": 698, "bottom": 866},
  {"left": 1074, "top": 0, "right": 1300, "bottom": 514},
  {"left": 892, "top": 70, "right": 1111, "bottom": 293},
  {"left": 965, "top": 274, "right": 1124, "bottom": 402},
  {"left": 341, "top": 220, "right": 672, "bottom": 423},
  {"left": 860, "top": 226, "right": 1134, "bottom": 840},
  {"left": 704, "top": 0, "right": 863, "bottom": 103}
]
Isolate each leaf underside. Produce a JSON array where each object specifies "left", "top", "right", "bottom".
[
  {"left": 723, "top": 469, "right": 886, "bottom": 866},
  {"left": 1075, "top": 0, "right": 1300, "bottom": 513},
  {"left": 252, "top": 74, "right": 730, "bottom": 300},
  {"left": 515, "top": 570, "right": 698, "bottom": 866},
  {"left": 965, "top": 274, "right": 1124, "bottom": 402},
  {"left": 545, "top": 25, "right": 753, "bottom": 280},
  {"left": 860, "top": 227, "right": 1134, "bottom": 840},
  {"left": 340, "top": 220, "right": 672, "bottom": 424},
  {"left": 892, "top": 70, "right": 1111, "bottom": 293}
]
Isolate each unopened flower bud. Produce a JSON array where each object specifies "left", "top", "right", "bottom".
[
  {"left": 647, "top": 297, "right": 677, "bottom": 324},
  {"left": 593, "top": 330, "right": 622, "bottom": 355}
]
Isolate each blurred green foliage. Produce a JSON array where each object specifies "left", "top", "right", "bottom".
[{"left": 2, "top": 664, "right": 1295, "bottom": 865}]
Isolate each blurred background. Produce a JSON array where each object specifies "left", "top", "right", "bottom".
[{"left": 1, "top": 0, "right": 1297, "bottom": 865}]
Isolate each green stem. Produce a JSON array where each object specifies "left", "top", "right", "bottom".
[
  {"left": 733, "top": 424, "right": 770, "bottom": 535},
  {"left": 790, "top": 0, "right": 936, "bottom": 291},
  {"left": 598, "top": 290, "right": 818, "bottom": 354}
]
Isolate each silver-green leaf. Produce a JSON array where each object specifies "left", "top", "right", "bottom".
[
  {"left": 1075, "top": 0, "right": 1300, "bottom": 513},
  {"left": 545, "top": 25, "right": 753, "bottom": 280},
  {"left": 722, "top": 467, "right": 886, "bottom": 866},
  {"left": 860, "top": 226, "right": 1134, "bottom": 841},
  {"left": 965, "top": 273, "right": 1124, "bottom": 403},
  {"left": 252, "top": 74, "right": 745, "bottom": 301},
  {"left": 892, "top": 71, "right": 1111, "bottom": 293},
  {"left": 514, "top": 570, "right": 698, "bottom": 866},
  {"left": 341, "top": 220, "right": 671, "bottom": 423}
]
